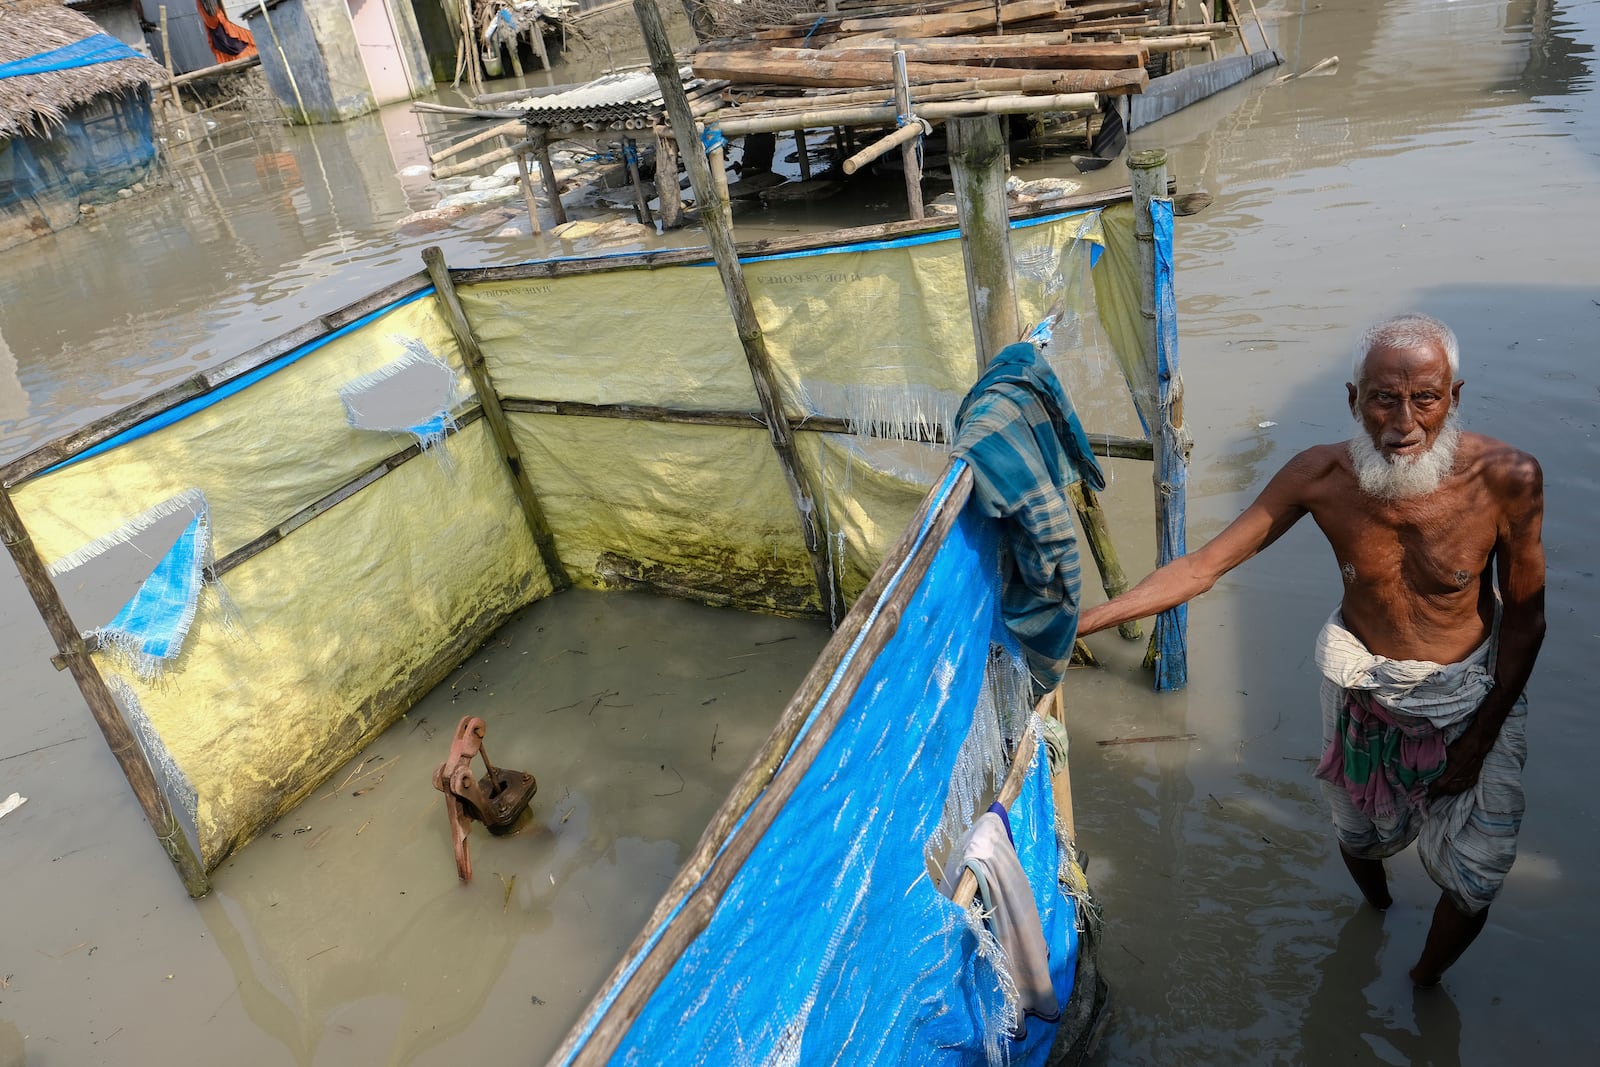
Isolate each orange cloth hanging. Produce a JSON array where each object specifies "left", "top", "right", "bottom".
[{"left": 196, "top": 0, "right": 259, "bottom": 66}]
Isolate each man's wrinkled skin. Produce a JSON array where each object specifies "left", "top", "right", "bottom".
[{"left": 1078, "top": 320, "right": 1545, "bottom": 988}]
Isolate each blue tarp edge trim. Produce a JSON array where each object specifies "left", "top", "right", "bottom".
[
  {"left": 549, "top": 459, "right": 967, "bottom": 1067},
  {"left": 39, "top": 288, "right": 436, "bottom": 477}
]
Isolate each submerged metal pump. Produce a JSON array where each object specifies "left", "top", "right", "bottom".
[{"left": 432, "top": 715, "right": 538, "bottom": 882}]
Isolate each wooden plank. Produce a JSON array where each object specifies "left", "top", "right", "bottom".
[
  {"left": 695, "top": 50, "right": 1147, "bottom": 93},
  {"left": 422, "top": 247, "right": 571, "bottom": 591},
  {"left": 837, "top": 0, "right": 1062, "bottom": 36},
  {"left": 820, "top": 40, "right": 1147, "bottom": 68}
]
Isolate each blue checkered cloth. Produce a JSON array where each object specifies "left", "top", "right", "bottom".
[{"left": 954, "top": 342, "right": 1105, "bottom": 691}]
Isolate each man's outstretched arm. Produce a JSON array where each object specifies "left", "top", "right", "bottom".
[{"left": 1077, "top": 451, "right": 1320, "bottom": 636}]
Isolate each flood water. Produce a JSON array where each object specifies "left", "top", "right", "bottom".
[{"left": 3, "top": 0, "right": 1598, "bottom": 1064}]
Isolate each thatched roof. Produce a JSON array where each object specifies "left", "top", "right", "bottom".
[{"left": 0, "top": 0, "right": 170, "bottom": 139}]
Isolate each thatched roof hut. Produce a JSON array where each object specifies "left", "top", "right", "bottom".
[{"left": 0, "top": 0, "right": 169, "bottom": 139}]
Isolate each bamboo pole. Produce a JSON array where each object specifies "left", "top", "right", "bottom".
[
  {"left": 623, "top": 137, "right": 654, "bottom": 227},
  {"left": 947, "top": 115, "right": 1019, "bottom": 369},
  {"left": 558, "top": 462, "right": 972, "bottom": 1066},
  {"left": 412, "top": 102, "right": 523, "bottom": 118},
  {"left": 634, "top": 0, "right": 843, "bottom": 624},
  {"left": 840, "top": 117, "right": 925, "bottom": 175},
  {"left": 157, "top": 7, "right": 183, "bottom": 120},
  {"left": 653, "top": 123, "right": 683, "bottom": 228},
  {"left": 530, "top": 131, "right": 567, "bottom": 226},
  {"left": 0, "top": 488, "right": 210, "bottom": 897},
  {"left": 168, "top": 54, "right": 260, "bottom": 88},
  {"left": 1068, "top": 481, "right": 1141, "bottom": 640},
  {"left": 951, "top": 712, "right": 1039, "bottom": 905},
  {"left": 430, "top": 119, "right": 522, "bottom": 164},
  {"left": 1129, "top": 148, "right": 1188, "bottom": 691},
  {"left": 430, "top": 142, "right": 518, "bottom": 179},
  {"left": 514, "top": 148, "right": 542, "bottom": 235},
  {"left": 892, "top": 50, "right": 924, "bottom": 219},
  {"left": 253, "top": 0, "right": 311, "bottom": 125},
  {"left": 1142, "top": 34, "right": 1226, "bottom": 52},
  {"left": 1222, "top": 0, "right": 1253, "bottom": 55},
  {"left": 1244, "top": 0, "right": 1271, "bottom": 52},
  {"left": 421, "top": 247, "right": 569, "bottom": 590},
  {"left": 709, "top": 90, "right": 1100, "bottom": 136}
]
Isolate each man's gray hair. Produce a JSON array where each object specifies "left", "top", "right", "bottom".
[{"left": 1351, "top": 313, "right": 1460, "bottom": 384}]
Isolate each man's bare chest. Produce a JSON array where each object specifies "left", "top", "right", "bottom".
[{"left": 1313, "top": 502, "right": 1498, "bottom": 597}]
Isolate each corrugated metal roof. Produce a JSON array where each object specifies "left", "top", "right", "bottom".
[{"left": 513, "top": 66, "right": 699, "bottom": 126}]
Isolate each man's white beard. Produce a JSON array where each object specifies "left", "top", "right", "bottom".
[{"left": 1348, "top": 411, "right": 1461, "bottom": 501}]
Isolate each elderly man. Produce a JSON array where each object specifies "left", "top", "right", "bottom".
[{"left": 1077, "top": 313, "right": 1544, "bottom": 986}]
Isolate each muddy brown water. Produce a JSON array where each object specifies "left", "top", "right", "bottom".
[{"left": 3, "top": 1, "right": 1599, "bottom": 1063}]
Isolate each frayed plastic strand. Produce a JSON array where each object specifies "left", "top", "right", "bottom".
[{"left": 45, "top": 487, "right": 206, "bottom": 576}]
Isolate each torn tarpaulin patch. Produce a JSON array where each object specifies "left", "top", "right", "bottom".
[
  {"left": 339, "top": 336, "right": 461, "bottom": 454},
  {"left": 49, "top": 489, "right": 217, "bottom": 681}
]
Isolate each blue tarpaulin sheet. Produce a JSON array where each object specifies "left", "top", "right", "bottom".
[
  {"left": 0, "top": 34, "right": 143, "bottom": 80},
  {"left": 89, "top": 506, "right": 210, "bottom": 680},
  {"left": 562, "top": 462, "right": 1083, "bottom": 1065}
]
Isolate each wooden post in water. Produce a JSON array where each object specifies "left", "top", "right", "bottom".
[
  {"left": 1069, "top": 481, "right": 1141, "bottom": 641},
  {"left": 623, "top": 137, "right": 654, "bottom": 227},
  {"left": 0, "top": 488, "right": 210, "bottom": 897},
  {"left": 794, "top": 128, "right": 812, "bottom": 181},
  {"left": 653, "top": 123, "right": 683, "bottom": 229},
  {"left": 947, "top": 115, "right": 1020, "bottom": 369},
  {"left": 892, "top": 51, "right": 924, "bottom": 220},
  {"left": 1130, "top": 149, "right": 1188, "bottom": 690},
  {"left": 1222, "top": 0, "right": 1254, "bottom": 55},
  {"left": 422, "top": 247, "right": 570, "bottom": 591},
  {"left": 513, "top": 146, "right": 542, "bottom": 235},
  {"left": 530, "top": 130, "right": 567, "bottom": 226},
  {"left": 633, "top": 0, "right": 845, "bottom": 624}
]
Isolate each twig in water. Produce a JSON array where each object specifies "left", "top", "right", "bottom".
[
  {"left": 1100, "top": 729, "right": 1203, "bottom": 748},
  {"left": 497, "top": 872, "right": 516, "bottom": 913},
  {"left": 1208, "top": 793, "right": 1224, "bottom": 811},
  {"left": 0, "top": 735, "right": 85, "bottom": 763},
  {"left": 324, "top": 757, "right": 397, "bottom": 799},
  {"left": 1096, "top": 733, "right": 1197, "bottom": 746},
  {"left": 305, "top": 944, "right": 339, "bottom": 962},
  {"left": 653, "top": 764, "right": 685, "bottom": 797},
  {"left": 753, "top": 635, "right": 796, "bottom": 647},
  {"left": 545, "top": 699, "right": 582, "bottom": 714},
  {"left": 710, "top": 724, "right": 721, "bottom": 760},
  {"left": 707, "top": 668, "right": 746, "bottom": 681}
]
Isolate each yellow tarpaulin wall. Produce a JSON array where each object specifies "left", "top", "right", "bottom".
[{"left": 9, "top": 206, "right": 1146, "bottom": 870}]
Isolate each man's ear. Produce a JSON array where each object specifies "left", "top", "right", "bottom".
[
  {"left": 1451, "top": 379, "right": 1464, "bottom": 408},
  {"left": 1347, "top": 381, "right": 1358, "bottom": 415}
]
